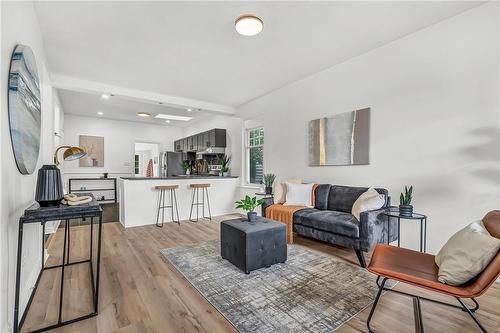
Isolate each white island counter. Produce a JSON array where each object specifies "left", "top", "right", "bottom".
[{"left": 119, "top": 176, "right": 240, "bottom": 228}]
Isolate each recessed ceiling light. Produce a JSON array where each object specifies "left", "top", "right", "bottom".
[
  {"left": 154, "top": 114, "right": 193, "bottom": 121},
  {"left": 137, "top": 112, "right": 151, "bottom": 117},
  {"left": 187, "top": 108, "right": 193, "bottom": 112},
  {"left": 165, "top": 120, "right": 171, "bottom": 123},
  {"left": 101, "top": 94, "right": 110, "bottom": 99},
  {"left": 235, "top": 14, "right": 263, "bottom": 36},
  {"left": 97, "top": 111, "right": 104, "bottom": 116}
]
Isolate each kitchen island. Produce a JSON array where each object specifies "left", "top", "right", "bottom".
[{"left": 119, "top": 176, "right": 240, "bottom": 227}]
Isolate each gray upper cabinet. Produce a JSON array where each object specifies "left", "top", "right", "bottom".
[{"left": 173, "top": 129, "right": 226, "bottom": 152}]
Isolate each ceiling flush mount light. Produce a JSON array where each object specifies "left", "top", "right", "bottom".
[
  {"left": 137, "top": 112, "right": 151, "bottom": 117},
  {"left": 235, "top": 14, "right": 263, "bottom": 36},
  {"left": 155, "top": 114, "right": 193, "bottom": 121},
  {"left": 165, "top": 120, "right": 171, "bottom": 123},
  {"left": 101, "top": 94, "right": 110, "bottom": 99},
  {"left": 97, "top": 111, "right": 103, "bottom": 116},
  {"left": 187, "top": 108, "right": 193, "bottom": 112}
]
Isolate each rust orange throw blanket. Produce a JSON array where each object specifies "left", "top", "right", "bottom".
[{"left": 266, "top": 184, "right": 318, "bottom": 244}]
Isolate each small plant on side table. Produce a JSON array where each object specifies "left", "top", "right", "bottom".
[
  {"left": 399, "top": 185, "right": 413, "bottom": 217},
  {"left": 263, "top": 173, "right": 276, "bottom": 195},
  {"left": 235, "top": 195, "right": 265, "bottom": 222}
]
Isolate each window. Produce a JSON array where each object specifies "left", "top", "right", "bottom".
[
  {"left": 134, "top": 154, "right": 140, "bottom": 175},
  {"left": 246, "top": 127, "right": 264, "bottom": 184}
]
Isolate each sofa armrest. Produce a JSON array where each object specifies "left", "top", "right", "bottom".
[
  {"left": 261, "top": 197, "right": 274, "bottom": 217},
  {"left": 359, "top": 207, "right": 397, "bottom": 251}
]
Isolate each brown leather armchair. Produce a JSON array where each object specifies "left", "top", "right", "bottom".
[{"left": 366, "top": 210, "right": 500, "bottom": 333}]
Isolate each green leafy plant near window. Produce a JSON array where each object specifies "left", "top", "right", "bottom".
[
  {"left": 235, "top": 195, "right": 265, "bottom": 222},
  {"left": 263, "top": 173, "right": 276, "bottom": 194}
]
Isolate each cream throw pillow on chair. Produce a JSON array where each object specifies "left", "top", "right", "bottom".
[
  {"left": 435, "top": 221, "right": 500, "bottom": 286},
  {"left": 273, "top": 179, "right": 302, "bottom": 204},
  {"left": 351, "top": 188, "right": 386, "bottom": 221}
]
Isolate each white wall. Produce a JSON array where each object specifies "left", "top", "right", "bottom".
[
  {"left": 62, "top": 115, "right": 183, "bottom": 181},
  {"left": 237, "top": 3, "right": 500, "bottom": 254},
  {"left": 1, "top": 1, "right": 59, "bottom": 331},
  {"left": 182, "top": 115, "right": 243, "bottom": 177}
]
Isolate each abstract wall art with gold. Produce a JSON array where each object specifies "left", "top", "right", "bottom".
[
  {"left": 79, "top": 135, "right": 104, "bottom": 167},
  {"left": 308, "top": 108, "right": 370, "bottom": 166}
]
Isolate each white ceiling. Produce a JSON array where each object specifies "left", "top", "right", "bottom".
[
  {"left": 34, "top": 1, "right": 482, "bottom": 120},
  {"left": 58, "top": 89, "right": 213, "bottom": 127}
]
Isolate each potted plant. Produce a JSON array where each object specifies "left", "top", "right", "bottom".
[
  {"left": 263, "top": 173, "right": 276, "bottom": 195},
  {"left": 181, "top": 161, "right": 191, "bottom": 175},
  {"left": 235, "top": 195, "right": 265, "bottom": 222},
  {"left": 399, "top": 185, "right": 413, "bottom": 217},
  {"left": 221, "top": 154, "right": 231, "bottom": 176}
]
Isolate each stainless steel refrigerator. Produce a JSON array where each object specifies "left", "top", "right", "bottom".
[{"left": 159, "top": 151, "right": 184, "bottom": 177}]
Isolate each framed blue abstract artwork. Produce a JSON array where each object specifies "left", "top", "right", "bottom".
[{"left": 8, "top": 44, "right": 41, "bottom": 175}]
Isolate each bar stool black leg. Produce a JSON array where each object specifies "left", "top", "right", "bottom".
[
  {"left": 173, "top": 189, "right": 180, "bottom": 225},
  {"left": 205, "top": 187, "right": 212, "bottom": 221},
  {"left": 196, "top": 188, "right": 199, "bottom": 221},
  {"left": 202, "top": 187, "right": 205, "bottom": 218},
  {"left": 189, "top": 188, "right": 196, "bottom": 222},
  {"left": 162, "top": 189, "right": 166, "bottom": 226},
  {"left": 170, "top": 189, "right": 174, "bottom": 223},
  {"left": 156, "top": 189, "right": 164, "bottom": 227}
]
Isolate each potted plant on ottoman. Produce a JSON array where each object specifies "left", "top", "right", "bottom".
[
  {"left": 263, "top": 173, "right": 276, "bottom": 195},
  {"left": 399, "top": 185, "right": 413, "bottom": 217},
  {"left": 235, "top": 195, "right": 265, "bottom": 222}
]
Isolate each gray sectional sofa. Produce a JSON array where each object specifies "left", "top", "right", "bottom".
[{"left": 262, "top": 184, "right": 398, "bottom": 267}]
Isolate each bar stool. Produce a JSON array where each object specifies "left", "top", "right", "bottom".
[
  {"left": 155, "top": 185, "right": 180, "bottom": 227},
  {"left": 189, "top": 183, "right": 212, "bottom": 222}
]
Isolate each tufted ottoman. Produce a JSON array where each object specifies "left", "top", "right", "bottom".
[{"left": 220, "top": 217, "right": 287, "bottom": 274}]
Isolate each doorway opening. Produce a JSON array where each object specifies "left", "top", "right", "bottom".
[{"left": 134, "top": 142, "right": 160, "bottom": 177}]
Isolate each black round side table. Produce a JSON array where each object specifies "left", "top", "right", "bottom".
[{"left": 382, "top": 209, "right": 427, "bottom": 253}]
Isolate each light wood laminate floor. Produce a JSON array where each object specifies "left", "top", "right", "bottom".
[{"left": 22, "top": 215, "right": 500, "bottom": 333}]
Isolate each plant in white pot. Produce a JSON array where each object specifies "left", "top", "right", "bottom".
[
  {"left": 181, "top": 160, "right": 191, "bottom": 175},
  {"left": 235, "top": 195, "right": 265, "bottom": 222},
  {"left": 221, "top": 154, "right": 231, "bottom": 176}
]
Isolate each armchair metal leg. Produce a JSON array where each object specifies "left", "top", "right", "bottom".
[
  {"left": 456, "top": 298, "right": 488, "bottom": 333},
  {"left": 354, "top": 249, "right": 367, "bottom": 268},
  {"left": 367, "top": 277, "right": 387, "bottom": 333}
]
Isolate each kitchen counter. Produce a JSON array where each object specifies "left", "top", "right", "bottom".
[
  {"left": 121, "top": 175, "right": 238, "bottom": 180},
  {"left": 118, "top": 176, "right": 240, "bottom": 227}
]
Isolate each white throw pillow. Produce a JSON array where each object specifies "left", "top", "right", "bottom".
[
  {"left": 435, "top": 221, "right": 500, "bottom": 286},
  {"left": 273, "top": 178, "right": 302, "bottom": 204},
  {"left": 284, "top": 183, "right": 314, "bottom": 207},
  {"left": 351, "top": 188, "right": 385, "bottom": 221}
]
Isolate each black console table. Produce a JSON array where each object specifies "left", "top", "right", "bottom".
[{"left": 14, "top": 194, "right": 103, "bottom": 333}]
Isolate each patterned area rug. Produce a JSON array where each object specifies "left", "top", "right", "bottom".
[{"left": 160, "top": 241, "right": 387, "bottom": 333}]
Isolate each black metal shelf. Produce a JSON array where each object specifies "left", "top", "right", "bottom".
[{"left": 68, "top": 178, "right": 117, "bottom": 204}]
